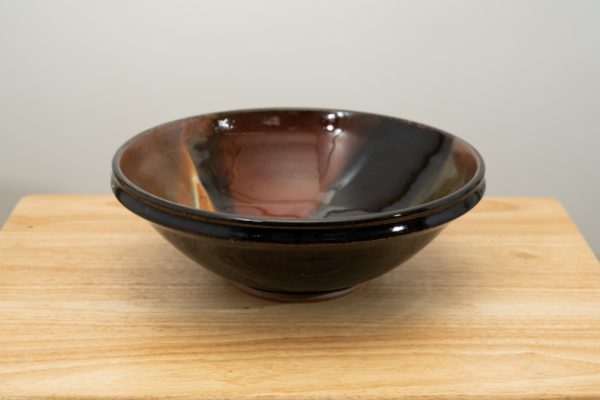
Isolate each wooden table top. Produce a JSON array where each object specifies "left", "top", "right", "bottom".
[{"left": 0, "top": 195, "right": 599, "bottom": 399}]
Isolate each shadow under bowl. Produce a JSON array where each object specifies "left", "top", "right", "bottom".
[{"left": 111, "top": 108, "right": 485, "bottom": 301}]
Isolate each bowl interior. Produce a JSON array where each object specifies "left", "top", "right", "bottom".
[{"left": 117, "top": 109, "right": 480, "bottom": 220}]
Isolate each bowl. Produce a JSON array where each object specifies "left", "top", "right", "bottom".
[{"left": 111, "top": 108, "right": 485, "bottom": 301}]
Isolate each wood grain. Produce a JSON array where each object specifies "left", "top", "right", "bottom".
[{"left": 0, "top": 195, "right": 599, "bottom": 399}]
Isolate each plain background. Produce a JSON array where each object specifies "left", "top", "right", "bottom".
[{"left": 0, "top": 0, "right": 598, "bottom": 255}]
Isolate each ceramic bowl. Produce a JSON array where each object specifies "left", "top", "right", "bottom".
[{"left": 111, "top": 108, "right": 485, "bottom": 301}]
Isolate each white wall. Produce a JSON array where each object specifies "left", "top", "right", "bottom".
[{"left": 1, "top": 0, "right": 598, "bottom": 254}]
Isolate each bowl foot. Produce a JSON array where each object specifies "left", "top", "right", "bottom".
[{"left": 232, "top": 283, "right": 361, "bottom": 302}]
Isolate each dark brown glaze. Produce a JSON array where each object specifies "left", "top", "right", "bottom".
[
  {"left": 112, "top": 108, "right": 485, "bottom": 300},
  {"left": 155, "top": 224, "right": 443, "bottom": 293}
]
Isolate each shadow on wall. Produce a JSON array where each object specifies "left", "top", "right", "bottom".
[{"left": 0, "top": 183, "right": 61, "bottom": 228}]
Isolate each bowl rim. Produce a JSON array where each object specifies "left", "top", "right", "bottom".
[{"left": 111, "top": 107, "right": 486, "bottom": 229}]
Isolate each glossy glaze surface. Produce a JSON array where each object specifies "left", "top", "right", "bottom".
[
  {"left": 116, "top": 110, "right": 481, "bottom": 222},
  {"left": 112, "top": 108, "right": 485, "bottom": 299},
  {"left": 154, "top": 224, "right": 443, "bottom": 294}
]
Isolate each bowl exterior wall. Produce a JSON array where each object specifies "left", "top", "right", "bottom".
[{"left": 153, "top": 224, "right": 443, "bottom": 293}]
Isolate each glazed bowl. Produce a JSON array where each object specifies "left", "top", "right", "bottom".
[{"left": 111, "top": 108, "right": 485, "bottom": 301}]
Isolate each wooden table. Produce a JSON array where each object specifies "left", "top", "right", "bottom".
[{"left": 1, "top": 195, "right": 599, "bottom": 399}]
